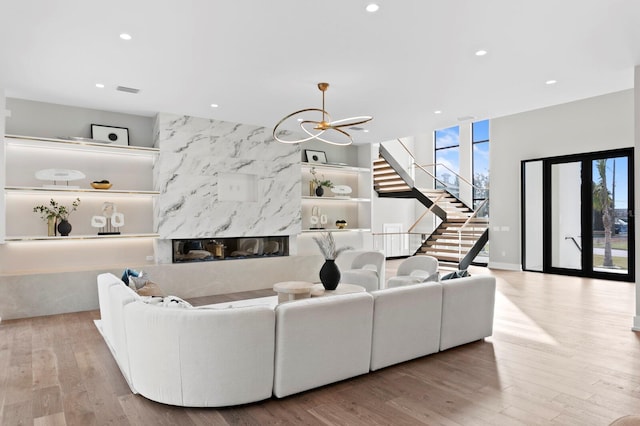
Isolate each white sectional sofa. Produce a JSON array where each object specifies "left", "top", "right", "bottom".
[
  {"left": 96, "top": 272, "right": 495, "bottom": 407},
  {"left": 96, "top": 273, "right": 275, "bottom": 407}
]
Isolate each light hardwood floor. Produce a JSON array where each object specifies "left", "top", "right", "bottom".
[{"left": 1, "top": 264, "right": 639, "bottom": 425}]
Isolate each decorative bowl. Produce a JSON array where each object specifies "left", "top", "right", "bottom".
[{"left": 91, "top": 182, "right": 112, "bottom": 190}]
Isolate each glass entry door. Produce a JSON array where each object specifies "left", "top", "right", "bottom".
[
  {"left": 591, "top": 156, "right": 630, "bottom": 276},
  {"left": 522, "top": 148, "right": 634, "bottom": 282},
  {"left": 549, "top": 161, "right": 582, "bottom": 271}
]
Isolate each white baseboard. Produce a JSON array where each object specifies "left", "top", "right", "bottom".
[{"left": 488, "top": 262, "right": 522, "bottom": 271}]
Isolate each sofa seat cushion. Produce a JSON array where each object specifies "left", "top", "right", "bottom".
[{"left": 200, "top": 296, "right": 278, "bottom": 310}]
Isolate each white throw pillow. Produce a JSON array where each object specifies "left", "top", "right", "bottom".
[{"left": 141, "top": 295, "right": 192, "bottom": 309}]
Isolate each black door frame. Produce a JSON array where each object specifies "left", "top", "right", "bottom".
[{"left": 521, "top": 148, "right": 634, "bottom": 282}]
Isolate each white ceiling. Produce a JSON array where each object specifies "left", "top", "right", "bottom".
[{"left": 1, "top": 0, "right": 639, "bottom": 144}]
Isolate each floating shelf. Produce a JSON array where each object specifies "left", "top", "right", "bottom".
[
  {"left": 5, "top": 134, "right": 159, "bottom": 156},
  {"left": 301, "top": 162, "right": 370, "bottom": 173},
  {"left": 301, "top": 196, "right": 370, "bottom": 202},
  {"left": 4, "top": 233, "right": 160, "bottom": 242},
  {"left": 300, "top": 228, "right": 371, "bottom": 233},
  {"left": 5, "top": 186, "right": 159, "bottom": 196}
]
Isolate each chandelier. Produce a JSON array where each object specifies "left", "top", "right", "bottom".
[{"left": 273, "top": 82, "right": 372, "bottom": 146}]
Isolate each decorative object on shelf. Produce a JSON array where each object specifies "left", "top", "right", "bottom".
[
  {"left": 33, "top": 197, "right": 81, "bottom": 237},
  {"left": 47, "top": 217, "right": 56, "bottom": 237},
  {"left": 310, "top": 206, "right": 322, "bottom": 229},
  {"left": 91, "top": 179, "right": 112, "bottom": 190},
  {"left": 91, "top": 202, "right": 124, "bottom": 235},
  {"left": 35, "top": 168, "right": 85, "bottom": 189},
  {"left": 336, "top": 220, "right": 347, "bottom": 229},
  {"left": 312, "top": 232, "right": 353, "bottom": 290},
  {"left": 331, "top": 185, "right": 353, "bottom": 198},
  {"left": 91, "top": 124, "right": 129, "bottom": 146},
  {"left": 273, "top": 82, "right": 373, "bottom": 146},
  {"left": 57, "top": 219, "right": 72, "bottom": 236},
  {"left": 310, "top": 167, "right": 333, "bottom": 197},
  {"left": 305, "top": 150, "right": 328, "bottom": 164}
]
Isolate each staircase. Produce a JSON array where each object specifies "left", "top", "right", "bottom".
[{"left": 374, "top": 145, "right": 489, "bottom": 270}]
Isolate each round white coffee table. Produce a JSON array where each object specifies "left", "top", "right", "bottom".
[
  {"left": 310, "top": 283, "right": 366, "bottom": 297},
  {"left": 273, "top": 281, "right": 315, "bottom": 303}
]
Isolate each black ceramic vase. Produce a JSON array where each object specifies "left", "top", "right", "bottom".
[
  {"left": 315, "top": 186, "right": 324, "bottom": 197},
  {"left": 319, "top": 259, "right": 340, "bottom": 290},
  {"left": 57, "top": 219, "right": 72, "bottom": 236}
]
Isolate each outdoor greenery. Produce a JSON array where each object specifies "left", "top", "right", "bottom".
[
  {"left": 592, "top": 159, "right": 614, "bottom": 267},
  {"left": 593, "top": 254, "right": 627, "bottom": 270}
]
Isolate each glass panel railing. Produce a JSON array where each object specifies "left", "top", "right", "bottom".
[{"left": 372, "top": 232, "right": 425, "bottom": 258}]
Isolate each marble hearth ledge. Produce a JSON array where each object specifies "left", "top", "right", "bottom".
[{"left": 0, "top": 255, "right": 325, "bottom": 320}]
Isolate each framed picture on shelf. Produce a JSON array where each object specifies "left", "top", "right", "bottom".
[
  {"left": 91, "top": 124, "right": 129, "bottom": 146},
  {"left": 305, "top": 150, "right": 327, "bottom": 164}
]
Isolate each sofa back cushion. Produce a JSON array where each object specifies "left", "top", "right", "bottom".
[
  {"left": 370, "top": 282, "right": 442, "bottom": 370},
  {"left": 440, "top": 275, "right": 496, "bottom": 351},
  {"left": 273, "top": 292, "right": 374, "bottom": 398}
]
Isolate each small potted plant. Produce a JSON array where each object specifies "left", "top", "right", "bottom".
[
  {"left": 33, "top": 198, "right": 81, "bottom": 236},
  {"left": 312, "top": 232, "right": 352, "bottom": 290},
  {"left": 310, "top": 167, "right": 334, "bottom": 197}
]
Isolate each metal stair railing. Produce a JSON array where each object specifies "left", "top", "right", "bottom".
[
  {"left": 457, "top": 198, "right": 489, "bottom": 269},
  {"left": 377, "top": 139, "right": 490, "bottom": 268}
]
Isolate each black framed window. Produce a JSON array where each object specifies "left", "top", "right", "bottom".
[{"left": 434, "top": 125, "right": 460, "bottom": 198}]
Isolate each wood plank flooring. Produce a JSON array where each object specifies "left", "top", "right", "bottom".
[{"left": 1, "top": 264, "right": 639, "bottom": 425}]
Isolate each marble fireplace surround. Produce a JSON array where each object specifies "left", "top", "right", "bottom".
[{"left": 154, "top": 113, "right": 301, "bottom": 243}]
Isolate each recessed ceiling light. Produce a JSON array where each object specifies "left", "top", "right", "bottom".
[
  {"left": 434, "top": 110, "right": 442, "bottom": 114},
  {"left": 297, "top": 118, "right": 303, "bottom": 122},
  {"left": 546, "top": 80, "right": 557, "bottom": 85},
  {"left": 95, "top": 83, "right": 105, "bottom": 88},
  {"left": 210, "top": 103, "right": 219, "bottom": 108},
  {"left": 363, "top": 129, "right": 370, "bottom": 133},
  {"left": 119, "top": 33, "right": 132, "bottom": 41},
  {"left": 366, "top": 3, "right": 379, "bottom": 12},
  {"left": 475, "top": 50, "right": 488, "bottom": 56}
]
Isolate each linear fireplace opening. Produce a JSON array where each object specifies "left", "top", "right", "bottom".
[{"left": 172, "top": 236, "right": 289, "bottom": 263}]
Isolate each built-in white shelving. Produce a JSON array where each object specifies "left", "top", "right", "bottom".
[
  {"left": 3, "top": 134, "right": 158, "bottom": 241},
  {"left": 300, "top": 161, "right": 372, "bottom": 233}
]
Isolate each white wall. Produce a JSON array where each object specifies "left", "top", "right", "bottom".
[
  {"left": 634, "top": 66, "right": 640, "bottom": 331},
  {"left": 0, "top": 89, "right": 5, "bottom": 244},
  {"left": 490, "top": 89, "right": 634, "bottom": 270},
  {"left": 5, "top": 98, "right": 154, "bottom": 147}
]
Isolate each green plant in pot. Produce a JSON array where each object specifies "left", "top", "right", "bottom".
[
  {"left": 310, "top": 167, "right": 333, "bottom": 197},
  {"left": 33, "top": 198, "right": 81, "bottom": 236}
]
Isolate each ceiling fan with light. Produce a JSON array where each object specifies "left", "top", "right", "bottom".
[{"left": 273, "top": 82, "right": 373, "bottom": 146}]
